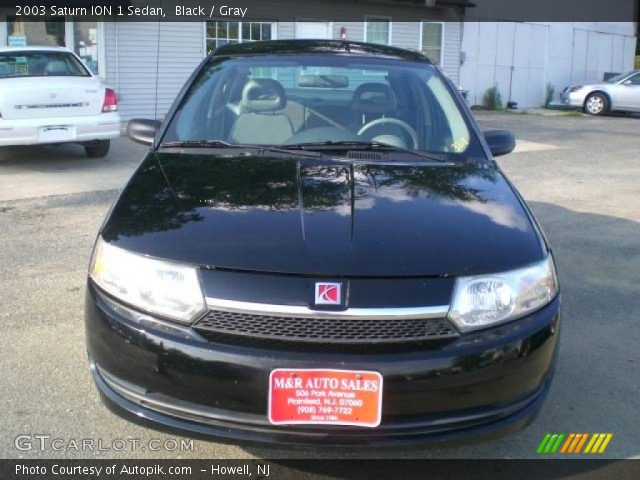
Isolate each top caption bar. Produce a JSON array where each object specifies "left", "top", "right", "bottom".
[{"left": 0, "top": 0, "right": 639, "bottom": 22}]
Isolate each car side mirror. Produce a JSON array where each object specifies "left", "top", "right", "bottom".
[
  {"left": 127, "top": 119, "right": 161, "bottom": 146},
  {"left": 622, "top": 79, "right": 632, "bottom": 85},
  {"left": 483, "top": 130, "right": 516, "bottom": 157}
]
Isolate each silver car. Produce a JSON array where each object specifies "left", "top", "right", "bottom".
[{"left": 561, "top": 70, "right": 640, "bottom": 115}]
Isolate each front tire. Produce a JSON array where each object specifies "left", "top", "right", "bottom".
[
  {"left": 84, "top": 140, "right": 110, "bottom": 158},
  {"left": 584, "top": 93, "right": 608, "bottom": 116}
]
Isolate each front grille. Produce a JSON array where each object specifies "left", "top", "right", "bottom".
[{"left": 192, "top": 309, "right": 459, "bottom": 352}]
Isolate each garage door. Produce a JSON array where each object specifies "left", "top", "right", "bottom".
[
  {"left": 570, "top": 29, "right": 635, "bottom": 85},
  {"left": 295, "top": 22, "right": 332, "bottom": 39},
  {"left": 460, "top": 22, "right": 549, "bottom": 108},
  {"left": 508, "top": 23, "right": 549, "bottom": 109}
]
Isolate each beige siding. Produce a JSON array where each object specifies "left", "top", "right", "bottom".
[
  {"left": 104, "top": 22, "right": 204, "bottom": 120},
  {"left": 391, "top": 22, "right": 421, "bottom": 50},
  {"left": 442, "top": 22, "right": 461, "bottom": 85},
  {"left": 278, "top": 22, "right": 294, "bottom": 39}
]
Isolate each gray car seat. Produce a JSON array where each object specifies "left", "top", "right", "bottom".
[
  {"left": 350, "top": 82, "right": 408, "bottom": 147},
  {"left": 229, "top": 79, "right": 294, "bottom": 145},
  {"left": 351, "top": 83, "right": 398, "bottom": 124},
  {"left": 44, "top": 60, "right": 70, "bottom": 76}
]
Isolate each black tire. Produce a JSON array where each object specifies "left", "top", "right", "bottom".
[
  {"left": 84, "top": 140, "right": 110, "bottom": 158},
  {"left": 583, "top": 93, "right": 608, "bottom": 116}
]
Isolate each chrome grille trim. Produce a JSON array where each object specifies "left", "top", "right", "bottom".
[
  {"left": 15, "top": 102, "right": 89, "bottom": 109},
  {"left": 204, "top": 297, "right": 449, "bottom": 320}
]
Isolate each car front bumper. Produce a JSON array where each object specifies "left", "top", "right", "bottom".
[
  {"left": 560, "top": 90, "right": 587, "bottom": 108},
  {"left": 0, "top": 112, "right": 120, "bottom": 146},
  {"left": 85, "top": 283, "right": 561, "bottom": 448}
]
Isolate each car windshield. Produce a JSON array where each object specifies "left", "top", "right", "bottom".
[
  {"left": 0, "top": 50, "right": 90, "bottom": 78},
  {"left": 162, "top": 54, "right": 482, "bottom": 160},
  {"left": 606, "top": 71, "right": 635, "bottom": 83}
]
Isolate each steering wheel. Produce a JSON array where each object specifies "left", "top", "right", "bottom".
[{"left": 357, "top": 118, "right": 419, "bottom": 149}]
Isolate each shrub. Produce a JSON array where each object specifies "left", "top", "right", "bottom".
[
  {"left": 545, "top": 82, "right": 555, "bottom": 107},
  {"left": 483, "top": 85, "right": 503, "bottom": 110}
]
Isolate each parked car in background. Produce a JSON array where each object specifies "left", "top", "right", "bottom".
[
  {"left": 561, "top": 70, "right": 640, "bottom": 115},
  {"left": 0, "top": 46, "right": 120, "bottom": 157},
  {"left": 86, "top": 40, "right": 560, "bottom": 447}
]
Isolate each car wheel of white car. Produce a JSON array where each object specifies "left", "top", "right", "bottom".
[
  {"left": 84, "top": 140, "right": 110, "bottom": 158},
  {"left": 584, "top": 93, "right": 608, "bottom": 116}
]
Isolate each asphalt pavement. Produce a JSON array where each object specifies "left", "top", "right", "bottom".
[{"left": 0, "top": 112, "right": 639, "bottom": 461}]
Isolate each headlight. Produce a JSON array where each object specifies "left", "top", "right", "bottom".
[
  {"left": 448, "top": 256, "right": 558, "bottom": 332},
  {"left": 569, "top": 85, "right": 584, "bottom": 93},
  {"left": 89, "top": 237, "right": 206, "bottom": 323}
]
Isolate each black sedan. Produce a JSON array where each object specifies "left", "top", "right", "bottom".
[{"left": 85, "top": 40, "right": 560, "bottom": 447}]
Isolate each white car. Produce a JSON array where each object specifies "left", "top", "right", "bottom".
[{"left": 0, "top": 46, "right": 120, "bottom": 157}]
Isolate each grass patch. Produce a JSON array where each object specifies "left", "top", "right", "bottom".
[{"left": 559, "top": 110, "right": 583, "bottom": 117}]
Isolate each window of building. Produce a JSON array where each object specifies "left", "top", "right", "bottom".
[
  {"left": 6, "top": 18, "right": 66, "bottom": 47},
  {"left": 206, "top": 21, "right": 276, "bottom": 53},
  {"left": 73, "top": 22, "right": 100, "bottom": 75},
  {"left": 420, "top": 22, "right": 444, "bottom": 65},
  {"left": 364, "top": 17, "right": 391, "bottom": 45}
]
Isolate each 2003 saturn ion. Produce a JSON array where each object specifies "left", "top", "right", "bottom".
[{"left": 86, "top": 40, "right": 560, "bottom": 447}]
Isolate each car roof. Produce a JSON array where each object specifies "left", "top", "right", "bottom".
[
  {"left": 212, "top": 39, "right": 432, "bottom": 63},
  {"left": 0, "top": 46, "right": 73, "bottom": 53}
]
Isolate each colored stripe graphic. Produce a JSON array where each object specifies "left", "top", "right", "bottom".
[
  {"left": 598, "top": 434, "right": 613, "bottom": 453},
  {"left": 560, "top": 433, "right": 575, "bottom": 453},
  {"left": 567, "top": 433, "right": 583, "bottom": 453},
  {"left": 574, "top": 433, "right": 589, "bottom": 453},
  {"left": 584, "top": 433, "right": 599, "bottom": 453},
  {"left": 550, "top": 434, "right": 565, "bottom": 453},
  {"left": 585, "top": 433, "right": 614, "bottom": 454},
  {"left": 537, "top": 433, "right": 552, "bottom": 454},
  {"left": 539, "top": 433, "right": 613, "bottom": 454}
]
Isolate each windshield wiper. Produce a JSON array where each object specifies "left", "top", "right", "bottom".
[
  {"left": 280, "top": 140, "right": 447, "bottom": 162},
  {"left": 160, "top": 140, "right": 322, "bottom": 158}
]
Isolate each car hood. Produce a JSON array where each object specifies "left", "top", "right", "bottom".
[{"left": 102, "top": 153, "right": 545, "bottom": 277}]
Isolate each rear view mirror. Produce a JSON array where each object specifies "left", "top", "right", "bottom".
[
  {"left": 297, "top": 75, "right": 349, "bottom": 88},
  {"left": 127, "top": 119, "right": 161, "bottom": 146},
  {"left": 483, "top": 130, "right": 516, "bottom": 157}
]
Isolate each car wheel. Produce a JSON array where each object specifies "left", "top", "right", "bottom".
[
  {"left": 84, "top": 140, "right": 110, "bottom": 158},
  {"left": 584, "top": 93, "right": 608, "bottom": 116}
]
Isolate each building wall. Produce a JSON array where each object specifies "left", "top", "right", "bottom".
[
  {"left": 460, "top": 22, "right": 637, "bottom": 108},
  {"left": 103, "top": 22, "right": 205, "bottom": 120},
  {"left": 101, "top": 0, "right": 462, "bottom": 119}
]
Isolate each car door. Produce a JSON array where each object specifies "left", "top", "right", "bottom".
[{"left": 616, "top": 73, "right": 640, "bottom": 111}]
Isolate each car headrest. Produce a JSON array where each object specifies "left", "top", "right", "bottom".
[
  {"left": 240, "top": 79, "right": 286, "bottom": 113},
  {"left": 351, "top": 83, "right": 398, "bottom": 115},
  {"left": 44, "top": 61, "right": 69, "bottom": 75}
]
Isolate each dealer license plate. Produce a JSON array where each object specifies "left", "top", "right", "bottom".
[{"left": 268, "top": 369, "right": 383, "bottom": 427}]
